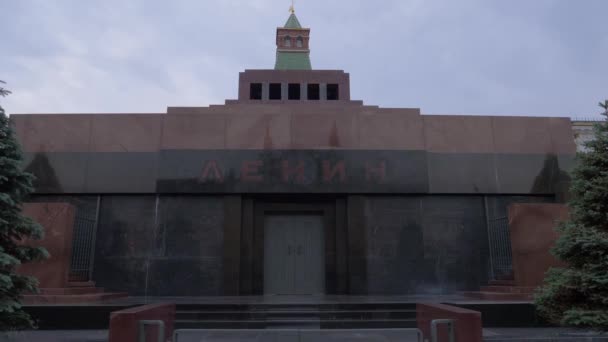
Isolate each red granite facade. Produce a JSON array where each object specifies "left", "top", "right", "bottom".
[
  {"left": 417, "top": 303, "right": 483, "bottom": 342},
  {"left": 19, "top": 203, "right": 76, "bottom": 289},
  {"left": 108, "top": 304, "right": 175, "bottom": 342},
  {"left": 509, "top": 203, "right": 569, "bottom": 288},
  {"left": 12, "top": 104, "right": 575, "bottom": 155},
  {"left": 9, "top": 11, "right": 578, "bottom": 298}
]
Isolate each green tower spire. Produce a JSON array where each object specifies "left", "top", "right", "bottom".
[
  {"left": 275, "top": 9, "right": 311, "bottom": 70},
  {"left": 284, "top": 13, "right": 302, "bottom": 29}
]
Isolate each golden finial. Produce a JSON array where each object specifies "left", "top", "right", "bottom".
[{"left": 289, "top": 0, "right": 295, "bottom": 14}]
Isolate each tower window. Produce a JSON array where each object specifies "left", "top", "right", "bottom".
[
  {"left": 296, "top": 36, "right": 304, "bottom": 48},
  {"left": 327, "top": 84, "right": 339, "bottom": 100},
  {"left": 288, "top": 84, "right": 300, "bottom": 100},
  {"left": 284, "top": 36, "right": 292, "bottom": 48},
  {"left": 269, "top": 83, "right": 282, "bottom": 100},
  {"left": 250, "top": 83, "right": 262, "bottom": 100},
  {"left": 307, "top": 84, "right": 320, "bottom": 100}
]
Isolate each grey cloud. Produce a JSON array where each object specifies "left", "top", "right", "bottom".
[{"left": 0, "top": 0, "right": 606, "bottom": 118}]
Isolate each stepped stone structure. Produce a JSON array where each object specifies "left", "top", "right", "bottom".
[{"left": 12, "top": 9, "right": 578, "bottom": 300}]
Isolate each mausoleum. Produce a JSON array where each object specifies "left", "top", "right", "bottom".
[{"left": 12, "top": 11, "right": 577, "bottom": 299}]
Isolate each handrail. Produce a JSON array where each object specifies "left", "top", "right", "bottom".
[
  {"left": 431, "top": 319, "right": 455, "bottom": 342},
  {"left": 138, "top": 320, "right": 165, "bottom": 342}
]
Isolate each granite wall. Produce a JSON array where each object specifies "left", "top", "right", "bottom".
[
  {"left": 25, "top": 194, "right": 559, "bottom": 296},
  {"left": 10, "top": 70, "right": 578, "bottom": 296},
  {"left": 92, "top": 195, "right": 224, "bottom": 296},
  {"left": 364, "top": 196, "right": 489, "bottom": 294},
  {"left": 19, "top": 203, "right": 76, "bottom": 288},
  {"left": 11, "top": 107, "right": 576, "bottom": 197},
  {"left": 508, "top": 203, "right": 568, "bottom": 288},
  {"left": 363, "top": 195, "right": 554, "bottom": 294},
  {"left": 26, "top": 195, "right": 99, "bottom": 281}
]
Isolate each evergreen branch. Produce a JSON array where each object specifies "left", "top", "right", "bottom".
[
  {"left": 535, "top": 100, "right": 608, "bottom": 330},
  {"left": 0, "top": 80, "right": 10, "bottom": 98},
  {"left": 0, "top": 79, "right": 47, "bottom": 331}
]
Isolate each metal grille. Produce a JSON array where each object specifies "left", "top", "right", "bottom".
[
  {"left": 487, "top": 216, "right": 513, "bottom": 279},
  {"left": 68, "top": 197, "right": 100, "bottom": 281}
]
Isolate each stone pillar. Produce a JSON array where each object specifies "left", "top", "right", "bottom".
[
  {"left": 302, "top": 83, "right": 308, "bottom": 100},
  {"left": 320, "top": 83, "right": 328, "bottom": 101},
  {"left": 281, "top": 83, "right": 288, "bottom": 100},
  {"left": 262, "top": 82, "right": 269, "bottom": 101}
]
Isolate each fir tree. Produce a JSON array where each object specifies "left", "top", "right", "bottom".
[
  {"left": 535, "top": 100, "right": 608, "bottom": 330},
  {"left": 0, "top": 80, "right": 48, "bottom": 330}
]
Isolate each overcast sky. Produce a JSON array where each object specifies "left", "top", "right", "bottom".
[{"left": 1, "top": 0, "right": 607, "bottom": 118}]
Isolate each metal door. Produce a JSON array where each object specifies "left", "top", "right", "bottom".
[
  {"left": 264, "top": 215, "right": 325, "bottom": 295},
  {"left": 264, "top": 216, "right": 295, "bottom": 295},
  {"left": 293, "top": 215, "right": 325, "bottom": 295}
]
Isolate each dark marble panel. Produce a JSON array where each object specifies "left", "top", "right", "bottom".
[
  {"left": 419, "top": 196, "right": 489, "bottom": 293},
  {"left": 23, "top": 152, "right": 87, "bottom": 193},
  {"left": 335, "top": 198, "right": 348, "bottom": 294},
  {"left": 93, "top": 257, "right": 148, "bottom": 294},
  {"left": 363, "top": 196, "right": 490, "bottom": 295},
  {"left": 427, "top": 153, "right": 497, "bottom": 193},
  {"left": 95, "top": 196, "right": 158, "bottom": 258},
  {"left": 24, "top": 150, "right": 573, "bottom": 196},
  {"left": 157, "top": 150, "right": 429, "bottom": 194},
  {"left": 239, "top": 198, "right": 255, "bottom": 295},
  {"left": 347, "top": 196, "right": 368, "bottom": 295},
  {"left": 158, "top": 196, "right": 224, "bottom": 258},
  {"left": 556, "top": 154, "right": 577, "bottom": 176},
  {"left": 85, "top": 152, "right": 158, "bottom": 193},
  {"left": 93, "top": 195, "right": 225, "bottom": 296},
  {"left": 365, "top": 197, "right": 423, "bottom": 295},
  {"left": 222, "top": 196, "right": 242, "bottom": 295},
  {"left": 495, "top": 154, "right": 560, "bottom": 194},
  {"left": 347, "top": 257, "right": 368, "bottom": 295},
  {"left": 146, "top": 258, "right": 223, "bottom": 296},
  {"left": 555, "top": 154, "right": 575, "bottom": 202}
]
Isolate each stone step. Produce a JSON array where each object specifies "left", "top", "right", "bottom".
[
  {"left": 176, "top": 309, "right": 417, "bottom": 321},
  {"left": 480, "top": 286, "right": 536, "bottom": 294},
  {"left": 22, "top": 292, "right": 128, "bottom": 305},
  {"left": 67, "top": 281, "right": 96, "bottom": 288},
  {"left": 488, "top": 280, "right": 516, "bottom": 286},
  {"left": 23, "top": 304, "right": 132, "bottom": 330},
  {"left": 175, "top": 302, "right": 417, "bottom": 312},
  {"left": 175, "top": 318, "right": 418, "bottom": 330},
  {"left": 462, "top": 291, "right": 533, "bottom": 301},
  {"left": 175, "top": 302, "right": 419, "bottom": 330},
  {"left": 39, "top": 287, "right": 105, "bottom": 295}
]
